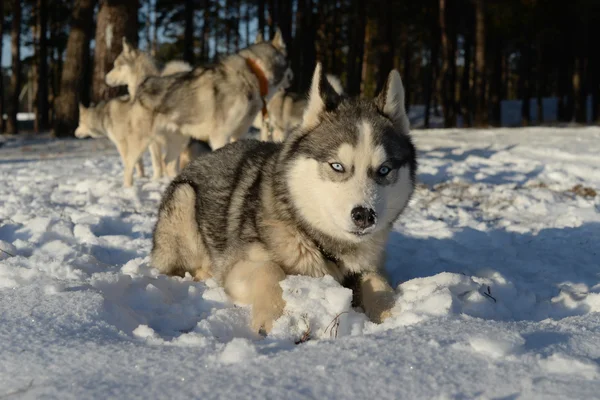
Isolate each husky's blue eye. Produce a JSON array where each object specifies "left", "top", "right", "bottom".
[
  {"left": 378, "top": 166, "right": 391, "bottom": 176},
  {"left": 330, "top": 163, "right": 345, "bottom": 173}
]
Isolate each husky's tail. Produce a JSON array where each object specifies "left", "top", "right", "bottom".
[
  {"left": 325, "top": 74, "right": 344, "bottom": 95},
  {"left": 161, "top": 60, "right": 193, "bottom": 76}
]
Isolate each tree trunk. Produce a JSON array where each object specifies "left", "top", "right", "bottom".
[
  {"left": 184, "top": 0, "right": 194, "bottom": 63},
  {"left": 473, "top": 0, "right": 486, "bottom": 127},
  {"left": 536, "top": 38, "right": 544, "bottom": 125},
  {"left": 245, "top": 0, "right": 250, "bottom": 48},
  {"left": 267, "top": 0, "right": 275, "bottom": 39},
  {"left": 52, "top": 0, "right": 96, "bottom": 137},
  {"left": 402, "top": 28, "right": 412, "bottom": 113},
  {"left": 375, "top": 6, "right": 395, "bottom": 95},
  {"left": 520, "top": 47, "right": 531, "bottom": 126},
  {"left": 557, "top": 51, "right": 569, "bottom": 122},
  {"left": 257, "top": 0, "right": 265, "bottom": 37},
  {"left": 460, "top": 23, "right": 473, "bottom": 127},
  {"left": 425, "top": 16, "right": 440, "bottom": 128},
  {"left": 202, "top": 0, "right": 210, "bottom": 61},
  {"left": 573, "top": 56, "right": 586, "bottom": 123},
  {"left": 360, "top": 17, "right": 372, "bottom": 96},
  {"left": 277, "top": 0, "right": 292, "bottom": 46},
  {"left": 438, "top": 0, "right": 456, "bottom": 127},
  {"left": 36, "top": 0, "right": 50, "bottom": 132},
  {"left": 0, "top": 0, "right": 4, "bottom": 133},
  {"left": 489, "top": 38, "right": 503, "bottom": 126},
  {"left": 345, "top": 0, "right": 366, "bottom": 96},
  {"left": 6, "top": 0, "right": 22, "bottom": 134},
  {"left": 92, "top": 0, "right": 139, "bottom": 103}
]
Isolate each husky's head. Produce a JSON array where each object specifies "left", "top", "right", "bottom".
[
  {"left": 239, "top": 29, "right": 292, "bottom": 98},
  {"left": 106, "top": 37, "right": 158, "bottom": 90},
  {"left": 281, "top": 63, "right": 416, "bottom": 243},
  {"left": 75, "top": 103, "right": 105, "bottom": 139}
]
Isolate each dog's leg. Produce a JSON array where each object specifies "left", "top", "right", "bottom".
[
  {"left": 135, "top": 159, "right": 145, "bottom": 178},
  {"left": 122, "top": 137, "right": 150, "bottom": 188},
  {"left": 259, "top": 124, "right": 270, "bottom": 142},
  {"left": 358, "top": 272, "right": 396, "bottom": 323},
  {"left": 148, "top": 141, "right": 163, "bottom": 180},
  {"left": 164, "top": 131, "right": 190, "bottom": 177},
  {"left": 224, "top": 258, "right": 286, "bottom": 334},
  {"left": 208, "top": 133, "right": 231, "bottom": 151}
]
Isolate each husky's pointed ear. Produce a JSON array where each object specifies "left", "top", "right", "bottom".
[
  {"left": 271, "top": 28, "right": 286, "bottom": 51},
  {"left": 301, "top": 63, "right": 342, "bottom": 129},
  {"left": 122, "top": 37, "right": 131, "bottom": 53},
  {"left": 255, "top": 31, "right": 264, "bottom": 44},
  {"left": 375, "top": 70, "right": 410, "bottom": 133},
  {"left": 78, "top": 103, "right": 86, "bottom": 114}
]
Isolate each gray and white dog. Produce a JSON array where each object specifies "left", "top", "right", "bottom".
[
  {"left": 151, "top": 63, "right": 416, "bottom": 334},
  {"left": 252, "top": 74, "right": 344, "bottom": 142},
  {"left": 134, "top": 29, "right": 293, "bottom": 175},
  {"left": 105, "top": 39, "right": 193, "bottom": 179}
]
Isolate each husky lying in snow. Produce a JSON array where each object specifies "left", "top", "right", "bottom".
[
  {"left": 151, "top": 63, "right": 417, "bottom": 334},
  {"left": 104, "top": 39, "right": 193, "bottom": 179},
  {"left": 252, "top": 74, "right": 344, "bottom": 142}
]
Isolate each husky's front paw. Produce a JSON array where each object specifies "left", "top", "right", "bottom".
[
  {"left": 364, "top": 291, "right": 396, "bottom": 323},
  {"left": 360, "top": 272, "right": 396, "bottom": 324},
  {"left": 251, "top": 297, "right": 285, "bottom": 335}
]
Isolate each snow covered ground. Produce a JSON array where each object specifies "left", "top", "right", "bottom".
[{"left": 1, "top": 127, "right": 599, "bottom": 399}]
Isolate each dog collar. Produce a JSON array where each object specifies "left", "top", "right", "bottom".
[{"left": 245, "top": 58, "right": 269, "bottom": 118}]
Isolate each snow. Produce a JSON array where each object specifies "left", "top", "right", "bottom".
[{"left": 1, "top": 127, "right": 600, "bottom": 399}]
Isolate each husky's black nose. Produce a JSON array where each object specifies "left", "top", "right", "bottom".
[{"left": 351, "top": 207, "right": 376, "bottom": 229}]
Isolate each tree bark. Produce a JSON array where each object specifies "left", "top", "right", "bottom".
[
  {"left": 6, "top": 0, "right": 22, "bottom": 134},
  {"left": 520, "top": 47, "right": 531, "bottom": 126},
  {"left": 184, "top": 0, "right": 194, "bottom": 63},
  {"left": 489, "top": 38, "right": 503, "bottom": 126},
  {"left": 473, "top": 0, "right": 486, "bottom": 127},
  {"left": 0, "top": 0, "right": 4, "bottom": 133},
  {"left": 402, "top": 28, "right": 412, "bottom": 113},
  {"left": 425, "top": 14, "right": 440, "bottom": 128},
  {"left": 438, "top": 0, "right": 456, "bottom": 127},
  {"left": 345, "top": 0, "right": 366, "bottom": 96},
  {"left": 202, "top": 0, "right": 211, "bottom": 61},
  {"left": 536, "top": 38, "right": 544, "bottom": 125},
  {"left": 36, "top": 0, "right": 50, "bottom": 132},
  {"left": 52, "top": 0, "right": 96, "bottom": 137},
  {"left": 573, "top": 56, "right": 586, "bottom": 123},
  {"left": 257, "top": 0, "right": 265, "bottom": 37},
  {"left": 375, "top": 5, "right": 394, "bottom": 95},
  {"left": 92, "top": 0, "right": 139, "bottom": 103},
  {"left": 360, "top": 17, "right": 372, "bottom": 97},
  {"left": 460, "top": 21, "right": 473, "bottom": 127}
]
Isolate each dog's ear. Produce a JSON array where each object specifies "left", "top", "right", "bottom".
[
  {"left": 301, "top": 63, "right": 342, "bottom": 129},
  {"left": 375, "top": 70, "right": 410, "bottom": 134},
  {"left": 271, "top": 28, "right": 286, "bottom": 51},
  {"left": 122, "top": 37, "right": 131, "bottom": 54},
  {"left": 78, "top": 103, "right": 86, "bottom": 115},
  {"left": 255, "top": 32, "right": 264, "bottom": 44}
]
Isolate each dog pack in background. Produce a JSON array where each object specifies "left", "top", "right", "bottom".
[
  {"left": 76, "top": 30, "right": 292, "bottom": 187},
  {"left": 151, "top": 62, "right": 417, "bottom": 334}
]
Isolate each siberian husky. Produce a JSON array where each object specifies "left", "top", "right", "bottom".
[
  {"left": 105, "top": 39, "right": 193, "bottom": 178},
  {"left": 133, "top": 29, "right": 292, "bottom": 175},
  {"left": 151, "top": 63, "right": 417, "bottom": 334}
]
